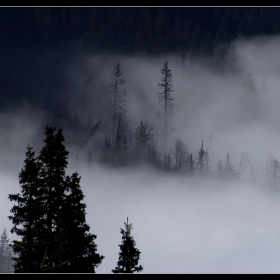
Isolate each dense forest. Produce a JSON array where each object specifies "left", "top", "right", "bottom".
[
  {"left": 0, "top": 7, "right": 280, "bottom": 111},
  {"left": 0, "top": 7, "right": 279, "bottom": 55}
]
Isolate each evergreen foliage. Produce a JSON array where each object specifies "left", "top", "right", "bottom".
[
  {"left": 8, "top": 126, "right": 104, "bottom": 273},
  {"left": 112, "top": 218, "right": 143, "bottom": 273},
  {"left": 266, "top": 155, "right": 280, "bottom": 190},
  {"left": 157, "top": 60, "right": 175, "bottom": 154},
  {"left": 107, "top": 62, "right": 127, "bottom": 140},
  {"left": 196, "top": 141, "right": 206, "bottom": 178},
  {"left": 0, "top": 228, "right": 14, "bottom": 273},
  {"left": 171, "top": 137, "right": 188, "bottom": 173}
]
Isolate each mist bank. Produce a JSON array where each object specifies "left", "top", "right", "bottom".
[
  {"left": 2, "top": 34, "right": 280, "bottom": 272},
  {"left": 1, "top": 35, "right": 280, "bottom": 181},
  {"left": 73, "top": 164, "right": 280, "bottom": 273}
]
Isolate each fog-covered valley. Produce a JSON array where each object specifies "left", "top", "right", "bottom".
[{"left": 2, "top": 34, "right": 280, "bottom": 273}]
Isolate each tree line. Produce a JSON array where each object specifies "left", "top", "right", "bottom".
[
  {"left": 3, "top": 126, "right": 143, "bottom": 273},
  {"left": 19, "top": 59, "right": 279, "bottom": 190},
  {"left": 3, "top": 59, "right": 280, "bottom": 272},
  {"left": 1, "top": 7, "right": 280, "bottom": 56}
]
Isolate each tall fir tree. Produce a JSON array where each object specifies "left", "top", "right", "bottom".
[
  {"left": 266, "top": 155, "right": 280, "bottom": 191},
  {"left": 8, "top": 126, "right": 104, "bottom": 273},
  {"left": 107, "top": 61, "right": 127, "bottom": 140},
  {"left": 171, "top": 137, "right": 188, "bottom": 173},
  {"left": 0, "top": 228, "right": 14, "bottom": 273},
  {"left": 223, "top": 152, "right": 237, "bottom": 182},
  {"left": 112, "top": 218, "right": 143, "bottom": 273},
  {"left": 157, "top": 60, "right": 175, "bottom": 154},
  {"left": 8, "top": 145, "right": 43, "bottom": 272},
  {"left": 196, "top": 141, "right": 206, "bottom": 178},
  {"left": 132, "top": 120, "right": 153, "bottom": 165}
]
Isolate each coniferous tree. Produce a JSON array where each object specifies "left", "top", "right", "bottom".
[
  {"left": 205, "top": 151, "right": 211, "bottom": 179},
  {"left": 107, "top": 61, "right": 127, "bottom": 140},
  {"left": 147, "top": 144, "right": 162, "bottom": 169},
  {"left": 132, "top": 120, "right": 153, "bottom": 165},
  {"left": 188, "top": 153, "right": 196, "bottom": 176},
  {"left": 157, "top": 60, "right": 175, "bottom": 154},
  {"left": 8, "top": 145, "right": 42, "bottom": 272},
  {"left": 0, "top": 228, "right": 14, "bottom": 273},
  {"left": 99, "top": 137, "right": 113, "bottom": 165},
  {"left": 223, "top": 152, "right": 237, "bottom": 181},
  {"left": 164, "top": 153, "right": 173, "bottom": 172},
  {"left": 215, "top": 159, "right": 224, "bottom": 181},
  {"left": 196, "top": 141, "right": 206, "bottom": 178},
  {"left": 112, "top": 218, "right": 143, "bottom": 273},
  {"left": 113, "top": 114, "right": 129, "bottom": 166},
  {"left": 266, "top": 155, "right": 280, "bottom": 191},
  {"left": 8, "top": 126, "right": 104, "bottom": 273},
  {"left": 171, "top": 137, "right": 188, "bottom": 173}
]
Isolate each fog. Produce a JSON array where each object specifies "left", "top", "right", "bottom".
[{"left": 2, "top": 34, "right": 280, "bottom": 273}]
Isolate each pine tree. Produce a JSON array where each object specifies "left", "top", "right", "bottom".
[
  {"left": 266, "top": 155, "right": 280, "bottom": 190},
  {"left": 196, "top": 141, "right": 206, "bottom": 178},
  {"left": 113, "top": 114, "right": 129, "bottom": 166},
  {"left": 99, "top": 137, "right": 113, "bottom": 165},
  {"left": 107, "top": 61, "right": 127, "bottom": 140},
  {"left": 112, "top": 218, "right": 143, "bottom": 273},
  {"left": 215, "top": 159, "right": 224, "bottom": 181},
  {"left": 8, "top": 145, "right": 43, "bottom": 272},
  {"left": 205, "top": 151, "right": 211, "bottom": 179},
  {"left": 188, "top": 153, "right": 196, "bottom": 176},
  {"left": 223, "top": 152, "right": 237, "bottom": 181},
  {"left": 163, "top": 153, "right": 173, "bottom": 172},
  {"left": 157, "top": 60, "right": 175, "bottom": 154},
  {"left": 132, "top": 120, "right": 153, "bottom": 165},
  {"left": 171, "top": 137, "right": 188, "bottom": 173},
  {"left": 8, "top": 126, "right": 104, "bottom": 273},
  {"left": 0, "top": 228, "right": 13, "bottom": 273}
]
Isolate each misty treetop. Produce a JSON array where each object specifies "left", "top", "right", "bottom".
[{"left": 0, "top": 228, "right": 13, "bottom": 273}]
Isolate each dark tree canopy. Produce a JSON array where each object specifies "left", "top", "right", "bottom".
[
  {"left": 112, "top": 218, "right": 143, "bottom": 273},
  {"left": 8, "top": 126, "right": 104, "bottom": 273}
]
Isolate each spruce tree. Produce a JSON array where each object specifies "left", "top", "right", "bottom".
[
  {"left": 8, "top": 145, "right": 43, "bottom": 272},
  {"left": 112, "top": 218, "right": 143, "bottom": 273},
  {"left": 196, "top": 140, "right": 206, "bottom": 178},
  {"left": 171, "top": 137, "right": 188, "bottom": 173},
  {"left": 8, "top": 126, "right": 104, "bottom": 273},
  {"left": 157, "top": 60, "right": 175, "bottom": 154},
  {"left": 107, "top": 61, "right": 128, "bottom": 140},
  {"left": 223, "top": 152, "right": 237, "bottom": 182},
  {"left": 0, "top": 228, "right": 13, "bottom": 273}
]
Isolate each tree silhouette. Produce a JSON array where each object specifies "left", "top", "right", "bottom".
[
  {"left": 157, "top": 60, "right": 175, "bottom": 154},
  {"left": 107, "top": 61, "right": 127, "bottom": 140},
  {"left": 112, "top": 217, "right": 143, "bottom": 273},
  {"left": 8, "top": 126, "right": 104, "bottom": 272}
]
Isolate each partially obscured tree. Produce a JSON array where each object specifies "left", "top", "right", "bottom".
[
  {"left": 164, "top": 153, "right": 173, "bottom": 172},
  {"left": 171, "top": 137, "right": 188, "bottom": 173},
  {"left": 223, "top": 152, "right": 237, "bottom": 181},
  {"left": 157, "top": 60, "right": 175, "bottom": 154},
  {"left": 132, "top": 120, "right": 154, "bottom": 165},
  {"left": 266, "top": 155, "right": 280, "bottom": 191},
  {"left": 196, "top": 141, "right": 206, "bottom": 178},
  {"left": 0, "top": 228, "right": 14, "bottom": 273},
  {"left": 107, "top": 61, "right": 127, "bottom": 139}
]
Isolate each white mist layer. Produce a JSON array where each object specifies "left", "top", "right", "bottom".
[
  {"left": 77, "top": 164, "right": 280, "bottom": 274},
  {"left": 3, "top": 34, "right": 280, "bottom": 273}
]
